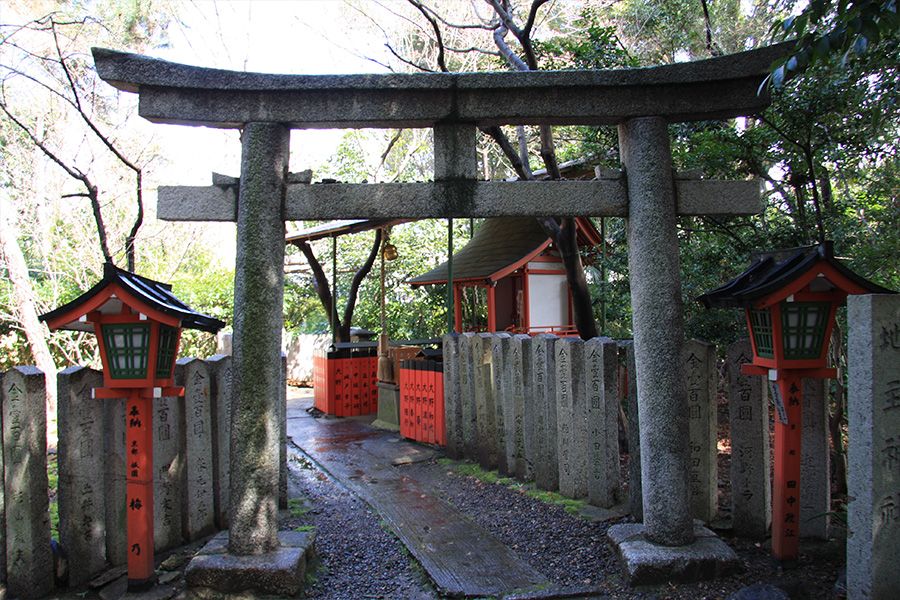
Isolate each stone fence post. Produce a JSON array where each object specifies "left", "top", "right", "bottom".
[
  {"left": 474, "top": 333, "right": 497, "bottom": 471},
  {"left": 512, "top": 334, "right": 534, "bottom": 482},
  {"left": 685, "top": 340, "right": 717, "bottom": 523},
  {"left": 2, "top": 366, "right": 53, "bottom": 598},
  {"left": 848, "top": 294, "right": 900, "bottom": 599},
  {"left": 442, "top": 334, "right": 463, "bottom": 460},
  {"left": 800, "top": 378, "right": 830, "bottom": 540},
  {"left": 57, "top": 366, "right": 106, "bottom": 588},
  {"left": 180, "top": 358, "right": 217, "bottom": 541},
  {"left": 208, "top": 354, "right": 234, "bottom": 529},
  {"left": 557, "top": 337, "right": 587, "bottom": 499},
  {"left": 586, "top": 337, "right": 620, "bottom": 508},
  {"left": 492, "top": 333, "right": 513, "bottom": 476},
  {"left": 532, "top": 334, "right": 559, "bottom": 492},
  {"left": 727, "top": 340, "right": 770, "bottom": 540}
]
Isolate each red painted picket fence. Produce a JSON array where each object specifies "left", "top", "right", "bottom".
[
  {"left": 398, "top": 358, "right": 445, "bottom": 445},
  {"left": 313, "top": 347, "right": 378, "bottom": 417}
]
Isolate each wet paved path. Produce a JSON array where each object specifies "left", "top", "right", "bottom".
[{"left": 286, "top": 394, "right": 550, "bottom": 598}]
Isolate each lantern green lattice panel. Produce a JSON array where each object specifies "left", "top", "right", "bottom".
[
  {"left": 781, "top": 301, "right": 831, "bottom": 360},
  {"left": 101, "top": 323, "right": 151, "bottom": 379},
  {"left": 748, "top": 309, "right": 774, "bottom": 359},
  {"left": 155, "top": 324, "right": 179, "bottom": 379}
]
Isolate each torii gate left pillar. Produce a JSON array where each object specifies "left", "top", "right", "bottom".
[{"left": 229, "top": 122, "right": 289, "bottom": 556}]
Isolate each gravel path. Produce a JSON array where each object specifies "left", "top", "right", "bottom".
[{"left": 282, "top": 445, "right": 845, "bottom": 600}]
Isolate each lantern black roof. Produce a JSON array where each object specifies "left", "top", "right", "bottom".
[
  {"left": 697, "top": 242, "right": 895, "bottom": 309},
  {"left": 39, "top": 262, "right": 226, "bottom": 334}
]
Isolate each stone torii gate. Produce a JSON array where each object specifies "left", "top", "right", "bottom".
[{"left": 92, "top": 43, "right": 786, "bottom": 589}]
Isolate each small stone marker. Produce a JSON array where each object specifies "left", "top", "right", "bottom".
[
  {"left": 512, "top": 334, "right": 534, "bottom": 482},
  {"left": 586, "top": 337, "right": 620, "bottom": 508},
  {"left": 800, "top": 377, "right": 830, "bottom": 540},
  {"left": 492, "top": 333, "right": 514, "bottom": 477},
  {"left": 458, "top": 333, "right": 478, "bottom": 460},
  {"left": 2, "top": 366, "right": 53, "bottom": 598},
  {"left": 208, "top": 354, "right": 233, "bottom": 528},
  {"left": 727, "top": 340, "right": 770, "bottom": 540},
  {"left": 685, "top": 340, "right": 717, "bottom": 522},
  {"left": 625, "top": 341, "right": 642, "bottom": 520},
  {"left": 532, "top": 334, "right": 559, "bottom": 491},
  {"left": 847, "top": 294, "right": 900, "bottom": 599},
  {"left": 181, "top": 358, "right": 217, "bottom": 541},
  {"left": 475, "top": 333, "right": 497, "bottom": 470},
  {"left": 57, "top": 366, "right": 107, "bottom": 587},
  {"left": 155, "top": 364, "right": 186, "bottom": 551},
  {"left": 442, "top": 333, "right": 464, "bottom": 460}
]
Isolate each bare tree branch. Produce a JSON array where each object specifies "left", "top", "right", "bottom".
[
  {"left": 407, "top": 0, "right": 448, "bottom": 72},
  {"left": 374, "top": 130, "right": 405, "bottom": 183},
  {"left": 384, "top": 41, "right": 437, "bottom": 72},
  {"left": 480, "top": 126, "right": 533, "bottom": 180},
  {"left": 50, "top": 19, "right": 144, "bottom": 270},
  {"left": 0, "top": 97, "right": 112, "bottom": 264},
  {"left": 492, "top": 15, "right": 530, "bottom": 70}
]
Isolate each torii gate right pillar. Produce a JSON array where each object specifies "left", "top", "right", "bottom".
[{"left": 620, "top": 116, "right": 694, "bottom": 546}]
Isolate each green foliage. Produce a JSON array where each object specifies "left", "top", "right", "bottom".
[
  {"left": 772, "top": 0, "right": 899, "bottom": 84},
  {"left": 285, "top": 219, "right": 473, "bottom": 340},
  {"left": 534, "top": 7, "right": 637, "bottom": 70},
  {"left": 48, "top": 453, "right": 59, "bottom": 539}
]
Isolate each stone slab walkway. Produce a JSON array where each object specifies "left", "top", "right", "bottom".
[{"left": 286, "top": 394, "right": 550, "bottom": 598}]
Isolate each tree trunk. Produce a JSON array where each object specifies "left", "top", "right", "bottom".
[
  {"left": 537, "top": 217, "right": 600, "bottom": 339},
  {"left": 295, "top": 230, "right": 384, "bottom": 344},
  {"left": 0, "top": 203, "right": 59, "bottom": 425}
]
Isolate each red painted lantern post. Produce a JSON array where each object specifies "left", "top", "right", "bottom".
[
  {"left": 698, "top": 243, "right": 894, "bottom": 562},
  {"left": 40, "top": 263, "right": 223, "bottom": 590}
]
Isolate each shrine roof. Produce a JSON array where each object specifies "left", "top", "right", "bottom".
[
  {"left": 286, "top": 219, "right": 411, "bottom": 244},
  {"left": 39, "top": 262, "right": 226, "bottom": 334},
  {"left": 697, "top": 242, "right": 895, "bottom": 309},
  {"left": 407, "top": 217, "right": 601, "bottom": 286}
]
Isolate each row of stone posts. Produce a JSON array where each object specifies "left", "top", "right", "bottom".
[
  {"left": 441, "top": 332, "right": 833, "bottom": 540},
  {"left": 0, "top": 354, "right": 287, "bottom": 598}
]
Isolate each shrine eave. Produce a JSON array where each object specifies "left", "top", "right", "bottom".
[
  {"left": 39, "top": 262, "right": 226, "bottom": 334},
  {"left": 696, "top": 242, "right": 896, "bottom": 309},
  {"left": 91, "top": 44, "right": 790, "bottom": 130}
]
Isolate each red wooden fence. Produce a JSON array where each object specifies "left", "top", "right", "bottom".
[
  {"left": 398, "top": 359, "right": 445, "bottom": 445},
  {"left": 313, "top": 347, "right": 378, "bottom": 417}
]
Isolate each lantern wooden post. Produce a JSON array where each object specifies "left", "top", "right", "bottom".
[
  {"left": 126, "top": 389, "right": 155, "bottom": 584},
  {"left": 771, "top": 373, "right": 803, "bottom": 560}
]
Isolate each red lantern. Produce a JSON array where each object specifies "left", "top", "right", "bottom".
[
  {"left": 41, "top": 262, "right": 224, "bottom": 590},
  {"left": 699, "top": 243, "right": 894, "bottom": 562}
]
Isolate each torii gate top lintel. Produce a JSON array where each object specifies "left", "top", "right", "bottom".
[{"left": 92, "top": 44, "right": 789, "bottom": 130}]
